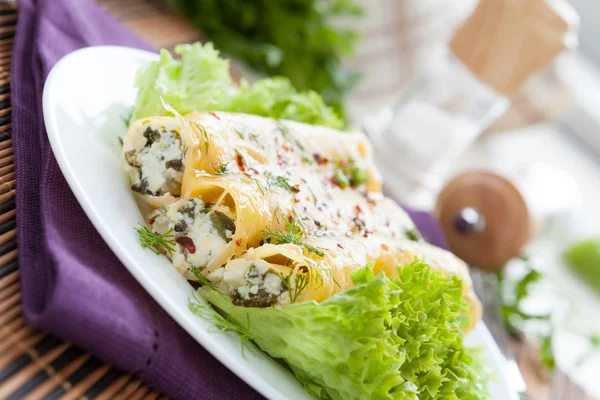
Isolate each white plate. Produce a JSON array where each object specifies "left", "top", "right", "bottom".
[{"left": 43, "top": 45, "right": 517, "bottom": 400}]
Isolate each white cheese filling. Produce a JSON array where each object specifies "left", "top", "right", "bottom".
[
  {"left": 125, "top": 126, "right": 184, "bottom": 196},
  {"left": 149, "top": 198, "right": 236, "bottom": 277},
  {"left": 210, "top": 259, "right": 290, "bottom": 307}
]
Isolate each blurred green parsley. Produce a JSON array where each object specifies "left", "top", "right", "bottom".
[{"left": 164, "top": 0, "right": 365, "bottom": 122}]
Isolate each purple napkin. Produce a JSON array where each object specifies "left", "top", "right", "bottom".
[{"left": 12, "top": 0, "right": 447, "bottom": 399}]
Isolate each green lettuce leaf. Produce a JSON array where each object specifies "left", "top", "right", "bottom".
[
  {"left": 193, "top": 260, "right": 490, "bottom": 400},
  {"left": 225, "top": 78, "right": 343, "bottom": 130},
  {"left": 132, "top": 42, "right": 343, "bottom": 129},
  {"left": 132, "top": 43, "right": 231, "bottom": 121}
]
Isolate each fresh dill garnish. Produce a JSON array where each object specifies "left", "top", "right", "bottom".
[
  {"left": 278, "top": 270, "right": 310, "bottom": 303},
  {"left": 190, "top": 265, "right": 212, "bottom": 286},
  {"left": 265, "top": 172, "right": 299, "bottom": 194},
  {"left": 235, "top": 128, "right": 246, "bottom": 139},
  {"left": 302, "top": 243, "right": 325, "bottom": 258},
  {"left": 262, "top": 215, "right": 325, "bottom": 257},
  {"left": 250, "top": 176, "right": 267, "bottom": 194},
  {"left": 190, "top": 121, "right": 210, "bottom": 155},
  {"left": 135, "top": 224, "right": 176, "bottom": 257},
  {"left": 405, "top": 227, "right": 422, "bottom": 242},
  {"left": 278, "top": 123, "right": 313, "bottom": 164},
  {"left": 188, "top": 292, "right": 256, "bottom": 357},
  {"left": 213, "top": 161, "right": 230, "bottom": 175},
  {"left": 305, "top": 258, "right": 341, "bottom": 289}
]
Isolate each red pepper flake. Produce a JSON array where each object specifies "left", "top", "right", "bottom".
[
  {"left": 355, "top": 205, "right": 362, "bottom": 214},
  {"left": 148, "top": 218, "right": 155, "bottom": 225},
  {"left": 176, "top": 236, "right": 196, "bottom": 254},
  {"left": 337, "top": 243, "right": 344, "bottom": 249},
  {"left": 313, "top": 153, "right": 329, "bottom": 165},
  {"left": 381, "top": 244, "right": 390, "bottom": 251},
  {"left": 209, "top": 112, "right": 221, "bottom": 120},
  {"left": 236, "top": 154, "right": 246, "bottom": 172},
  {"left": 292, "top": 197, "right": 300, "bottom": 204},
  {"left": 282, "top": 143, "right": 291, "bottom": 152},
  {"left": 236, "top": 239, "right": 243, "bottom": 247}
]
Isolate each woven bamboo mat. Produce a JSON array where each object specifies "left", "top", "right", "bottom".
[{"left": 0, "top": 0, "right": 593, "bottom": 398}]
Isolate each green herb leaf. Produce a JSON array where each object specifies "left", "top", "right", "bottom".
[
  {"left": 210, "top": 211, "right": 236, "bottom": 241},
  {"left": 351, "top": 166, "right": 369, "bottom": 186},
  {"left": 332, "top": 158, "right": 368, "bottom": 189},
  {"left": 333, "top": 167, "right": 349, "bottom": 188},
  {"left": 405, "top": 227, "right": 423, "bottom": 242},
  {"left": 135, "top": 224, "right": 176, "bottom": 257}
]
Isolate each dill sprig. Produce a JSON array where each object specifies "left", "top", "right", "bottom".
[
  {"left": 190, "top": 121, "right": 210, "bottom": 155},
  {"left": 213, "top": 161, "right": 230, "bottom": 175},
  {"left": 305, "top": 258, "right": 341, "bottom": 289},
  {"left": 262, "top": 215, "right": 325, "bottom": 257},
  {"left": 278, "top": 123, "right": 313, "bottom": 165},
  {"left": 135, "top": 224, "right": 176, "bottom": 257},
  {"left": 265, "top": 172, "right": 299, "bottom": 194},
  {"left": 250, "top": 176, "right": 268, "bottom": 194},
  {"left": 278, "top": 270, "right": 310, "bottom": 303},
  {"left": 188, "top": 293, "right": 256, "bottom": 357},
  {"left": 190, "top": 265, "right": 212, "bottom": 286}
]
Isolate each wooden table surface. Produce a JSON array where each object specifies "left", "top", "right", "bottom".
[{"left": 0, "top": 0, "right": 593, "bottom": 398}]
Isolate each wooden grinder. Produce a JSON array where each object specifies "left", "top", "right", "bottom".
[
  {"left": 431, "top": 0, "right": 578, "bottom": 271},
  {"left": 434, "top": 171, "right": 531, "bottom": 272},
  {"left": 449, "top": 0, "right": 578, "bottom": 96}
]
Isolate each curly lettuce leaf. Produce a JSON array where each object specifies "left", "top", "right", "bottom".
[
  {"left": 132, "top": 42, "right": 343, "bottom": 129},
  {"left": 193, "top": 260, "right": 489, "bottom": 400},
  {"left": 225, "top": 78, "right": 343, "bottom": 129},
  {"left": 132, "top": 43, "right": 231, "bottom": 121}
]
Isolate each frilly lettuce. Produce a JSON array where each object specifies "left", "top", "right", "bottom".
[
  {"left": 192, "top": 260, "right": 489, "bottom": 400},
  {"left": 132, "top": 42, "right": 343, "bottom": 129}
]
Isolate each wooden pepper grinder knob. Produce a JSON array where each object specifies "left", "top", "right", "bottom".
[{"left": 434, "top": 171, "right": 531, "bottom": 272}]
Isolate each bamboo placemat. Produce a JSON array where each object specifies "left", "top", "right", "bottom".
[{"left": 0, "top": 0, "right": 592, "bottom": 398}]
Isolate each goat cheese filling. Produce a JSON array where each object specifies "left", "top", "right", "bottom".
[
  {"left": 149, "top": 198, "right": 236, "bottom": 276},
  {"left": 209, "top": 259, "right": 290, "bottom": 308},
  {"left": 125, "top": 127, "right": 185, "bottom": 196}
]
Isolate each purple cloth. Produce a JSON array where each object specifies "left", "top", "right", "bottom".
[{"left": 12, "top": 0, "right": 447, "bottom": 399}]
